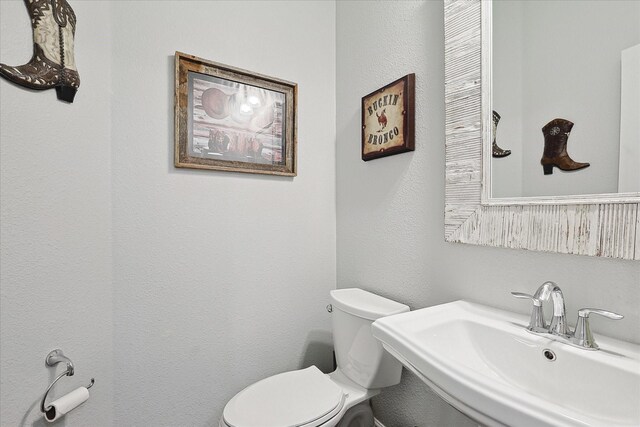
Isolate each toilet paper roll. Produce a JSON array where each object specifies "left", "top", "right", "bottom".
[{"left": 44, "top": 387, "right": 90, "bottom": 422}]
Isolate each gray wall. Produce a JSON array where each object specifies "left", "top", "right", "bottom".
[
  {"left": 336, "top": 1, "right": 640, "bottom": 426},
  {"left": 110, "top": 1, "right": 336, "bottom": 425},
  {"left": 0, "top": 1, "right": 114, "bottom": 426},
  {"left": 1, "top": 1, "right": 336, "bottom": 426}
]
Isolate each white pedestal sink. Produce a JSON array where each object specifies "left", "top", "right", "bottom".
[{"left": 371, "top": 301, "right": 640, "bottom": 427}]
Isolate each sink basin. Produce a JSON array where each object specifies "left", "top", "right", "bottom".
[{"left": 371, "top": 300, "right": 640, "bottom": 427}]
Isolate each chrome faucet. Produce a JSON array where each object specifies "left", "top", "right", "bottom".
[
  {"left": 511, "top": 281, "right": 623, "bottom": 350},
  {"left": 511, "top": 281, "right": 567, "bottom": 335},
  {"left": 532, "top": 281, "right": 568, "bottom": 337}
]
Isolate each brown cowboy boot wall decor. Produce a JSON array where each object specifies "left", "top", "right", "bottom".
[
  {"left": 492, "top": 110, "right": 511, "bottom": 158},
  {"left": 540, "top": 118, "right": 590, "bottom": 175},
  {"left": 0, "top": 0, "right": 80, "bottom": 103}
]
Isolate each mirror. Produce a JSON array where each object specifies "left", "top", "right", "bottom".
[
  {"left": 490, "top": 0, "right": 640, "bottom": 199},
  {"left": 443, "top": 0, "right": 639, "bottom": 260}
]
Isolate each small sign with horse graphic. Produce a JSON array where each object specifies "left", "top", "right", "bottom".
[{"left": 361, "top": 74, "right": 415, "bottom": 161}]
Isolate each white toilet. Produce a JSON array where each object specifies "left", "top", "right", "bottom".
[{"left": 219, "top": 288, "right": 409, "bottom": 427}]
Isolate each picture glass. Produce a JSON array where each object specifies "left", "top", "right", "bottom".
[{"left": 187, "top": 72, "right": 287, "bottom": 166}]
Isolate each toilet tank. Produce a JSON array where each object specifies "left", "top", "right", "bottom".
[{"left": 330, "top": 288, "right": 409, "bottom": 389}]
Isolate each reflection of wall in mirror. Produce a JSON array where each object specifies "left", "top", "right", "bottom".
[
  {"left": 618, "top": 44, "right": 640, "bottom": 193},
  {"left": 492, "top": 0, "right": 640, "bottom": 198},
  {"left": 491, "top": 0, "right": 523, "bottom": 198}
]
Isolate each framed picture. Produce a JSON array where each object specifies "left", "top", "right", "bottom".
[
  {"left": 174, "top": 52, "right": 297, "bottom": 176},
  {"left": 361, "top": 74, "right": 415, "bottom": 161}
]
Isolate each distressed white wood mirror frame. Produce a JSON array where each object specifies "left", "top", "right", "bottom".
[{"left": 443, "top": 0, "right": 639, "bottom": 260}]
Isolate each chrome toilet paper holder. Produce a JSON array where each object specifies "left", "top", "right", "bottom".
[{"left": 40, "top": 349, "right": 95, "bottom": 414}]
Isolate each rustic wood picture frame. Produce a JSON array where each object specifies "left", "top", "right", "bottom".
[
  {"left": 174, "top": 52, "right": 297, "bottom": 176},
  {"left": 361, "top": 74, "right": 415, "bottom": 161},
  {"left": 443, "top": 0, "right": 639, "bottom": 260}
]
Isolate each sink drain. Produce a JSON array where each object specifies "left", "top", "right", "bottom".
[{"left": 543, "top": 349, "right": 556, "bottom": 361}]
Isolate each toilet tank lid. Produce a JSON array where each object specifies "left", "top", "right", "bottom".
[{"left": 330, "top": 288, "right": 409, "bottom": 320}]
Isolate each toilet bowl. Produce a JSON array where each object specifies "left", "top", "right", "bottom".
[{"left": 219, "top": 288, "right": 409, "bottom": 427}]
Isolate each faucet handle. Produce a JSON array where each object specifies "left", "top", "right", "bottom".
[
  {"left": 511, "top": 292, "right": 545, "bottom": 332},
  {"left": 511, "top": 292, "right": 542, "bottom": 306},
  {"left": 577, "top": 308, "right": 623, "bottom": 320},
  {"left": 572, "top": 308, "right": 624, "bottom": 350}
]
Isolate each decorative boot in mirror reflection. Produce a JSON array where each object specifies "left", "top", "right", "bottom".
[
  {"left": 0, "top": 0, "right": 80, "bottom": 102},
  {"left": 540, "top": 118, "right": 590, "bottom": 175},
  {"left": 492, "top": 111, "right": 511, "bottom": 158}
]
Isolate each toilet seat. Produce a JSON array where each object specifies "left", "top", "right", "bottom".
[{"left": 222, "top": 366, "right": 346, "bottom": 427}]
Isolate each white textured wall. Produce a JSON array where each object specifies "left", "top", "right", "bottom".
[
  {"left": 110, "top": 1, "right": 336, "bottom": 425},
  {"left": 0, "top": 1, "right": 114, "bottom": 426},
  {"left": 336, "top": 1, "right": 640, "bottom": 426}
]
